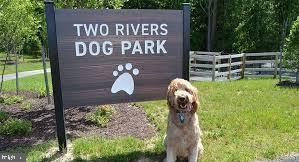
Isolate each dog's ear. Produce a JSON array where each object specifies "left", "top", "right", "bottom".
[
  {"left": 166, "top": 82, "right": 176, "bottom": 108},
  {"left": 191, "top": 86, "right": 200, "bottom": 113}
]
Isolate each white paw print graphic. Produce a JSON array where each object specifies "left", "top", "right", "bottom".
[{"left": 111, "top": 63, "right": 139, "bottom": 95}]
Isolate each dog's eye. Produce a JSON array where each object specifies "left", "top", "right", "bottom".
[{"left": 185, "top": 88, "right": 190, "bottom": 92}]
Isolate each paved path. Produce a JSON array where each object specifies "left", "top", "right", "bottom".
[
  {"left": 0, "top": 68, "right": 51, "bottom": 81},
  {"left": 255, "top": 153, "right": 299, "bottom": 162}
]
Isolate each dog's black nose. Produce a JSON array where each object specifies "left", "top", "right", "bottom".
[{"left": 178, "top": 96, "right": 187, "bottom": 102}]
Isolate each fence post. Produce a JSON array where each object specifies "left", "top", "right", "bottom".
[
  {"left": 241, "top": 53, "right": 246, "bottom": 79},
  {"left": 228, "top": 54, "right": 232, "bottom": 80},
  {"left": 274, "top": 52, "right": 278, "bottom": 79},
  {"left": 212, "top": 54, "right": 216, "bottom": 81}
]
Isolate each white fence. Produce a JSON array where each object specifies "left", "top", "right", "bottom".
[{"left": 190, "top": 51, "right": 295, "bottom": 81}]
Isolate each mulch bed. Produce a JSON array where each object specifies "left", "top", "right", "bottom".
[
  {"left": 0, "top": 91, "right": 157, "bottom": 150},
  {"left": 276, "top": 80, "right": 299, "bottom": 88}
]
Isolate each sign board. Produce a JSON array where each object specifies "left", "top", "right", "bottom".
[
  {"left": 45, "top": 1, "right": 190, "bottom": 151},
  {"left": 55, "top": 9, "right": 184, "bottom": 107}
]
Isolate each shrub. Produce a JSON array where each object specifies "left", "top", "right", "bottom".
[
  {"left": 284, "top": 16, "right": 299, "bottom": 83},
  {"left": 0, "top": 95, "right": 24, "bottom": 105},
  {"left": 0, "top": 111, "right": 9, "bottom": 123},
  {"left": 37, "top": 89, "right": 47, "bottom": 98},
  {"left": 20, "top": 100, "right": 33, "bottom": 111},
  {"left": 0, "top": 95, "right": 4, "bottom": 103},
  {"left": 36, "top": 88, "right": 51, "bottom": 99},
  {"left": 0, "top": 118, "right": 32, "bottom": 136},
  {"left": 85, "top": 105, "right": 114, "bottom": 127}
]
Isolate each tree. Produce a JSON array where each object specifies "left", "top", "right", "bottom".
[
  {"left": 233, "top": 0, "right": 280, "bottom": 52},
  {"left": 0, "top": 0, "right": 37, "bottom": 55},
  {"left": 0, "top": 0, "right": 37, "bottom": 93},
  {"left": 54, "top": 0, "right": 124, "bottom": 9},
  {"left": 284, "top": 16, "right": 299, "bottom": 83}
]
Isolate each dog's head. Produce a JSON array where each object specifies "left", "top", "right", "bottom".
[{"left": 167, "top": 78, "right": 199, "bottom": 113}]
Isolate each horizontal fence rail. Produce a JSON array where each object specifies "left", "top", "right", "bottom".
[{"left": 190, "top": 51, "right": 295, "bottom": 81}]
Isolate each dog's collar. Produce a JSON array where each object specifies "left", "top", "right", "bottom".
[{"left": 176, "top": 110, "right": 186, "bottom": 123}]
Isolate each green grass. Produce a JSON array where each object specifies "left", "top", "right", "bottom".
[
  {"left": 0, "top": 118, "right": 32, "bottom": 136},
  {"left": 0, "top": 52, "right": 50, "bottom": 75},
  {"left": 85, "top": 105, "right": 114, "bottom": 127},
  {"left": 197, "top": 79, "right": 299, "bottom": 161},
  {"left": 0, "top": 111, "right": 9, "bottom": 123},
  {"left": 71, "top": 78, "right": 299, "bottom": 162},
  {"left": 140, "top": 79, "right": 299, "bottom": 162},
  {"left": 2, "top": 76, "right": 299, "bottom": 162},
  {"left": 2, "top": 73, "right": 52, "bottom": 93},
  {"left": 20, "top": 100, "right": 33, "bottom": 111},
  {"left": 1, "top": 141, "right": 57, "bottom": 162},
  {"left": 0, "top": 94, "right": 24, "bottom": 105},
  {"left": 73, "top": 136, "right": 145, "bottom": 161}
]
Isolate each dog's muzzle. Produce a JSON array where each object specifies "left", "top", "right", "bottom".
[{"left": 177, "top": 96, "right": 192, "bottom": 112}]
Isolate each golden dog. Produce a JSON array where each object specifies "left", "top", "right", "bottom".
[{"left": 164, "top": 78, "right": 203, "bottom": 162}]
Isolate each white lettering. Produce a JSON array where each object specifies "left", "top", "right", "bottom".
[
  {"left": 73, "top": 24, "right": 83, "bottom": 36},
  {"left": 126, "top": 24, "right": 130, "bottom": 35},
  {"left": 132, "top": 41, "right": 143, "bottom": 54},
  {"left": 144, "top": 40, "right": 155, "bottom": 54},
  {"left": 84, "top": 24, "right": 98, "bottom": 36},
  {"left": 157, "top": 40, "right": 167, "bottom": 53},
  {"left": 103, "top": 41, "right": 113, "bottom": 55},
  {"left": 116, "top": 24, "right": 124, "bottom": 35},
  {"left": 151, "top": 24, "right": 159, "bottom": 35},
  {"left": 160, "top": 24, "right": 168, "bottom": 35},
  {"left": 121, "top": 41, "right": 131, "bottom": 54},
  {"left": 142, "top": 24, "right": 149, "bottom": 35},
  {"left": 131, "top": 24, "right": 140, "bottom": 35},
  {"left": 75, "top": 42, "right": 87, "bottom": 56},
  {"left": 100, "top": 24, "right": 109, "bottom": 36},
  {"left": 89, "top": 41, "right": 100, "bottom": 55}
]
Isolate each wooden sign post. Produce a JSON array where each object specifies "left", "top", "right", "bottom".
[{"left": 44, "top": 0, "right": 190, "bottom": 151}]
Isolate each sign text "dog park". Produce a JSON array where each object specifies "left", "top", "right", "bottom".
[{"left": 74, "top": 23, "right": 168, "bottom": 56}]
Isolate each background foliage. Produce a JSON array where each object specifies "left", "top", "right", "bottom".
[
  {"left": 0, "top": 0, "right": 298, "bottom": 55},
  {"left": 284, "top": 16, "right": 299, "bottom": 70}
]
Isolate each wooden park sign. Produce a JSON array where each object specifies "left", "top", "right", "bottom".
[{"left": 44, "top": 0, "right": 190, "bottom": 150}]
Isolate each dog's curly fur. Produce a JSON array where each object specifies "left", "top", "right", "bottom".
[{"left": 164, "top": 78, "right": 203, "bottom": 162}]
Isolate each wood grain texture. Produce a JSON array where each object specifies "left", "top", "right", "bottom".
[{"left": 55, "top": 9, "right": 183, "bottom": 107}]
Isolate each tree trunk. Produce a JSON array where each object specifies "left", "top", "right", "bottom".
[
  {"left": 8, "top": 53, "right": 11, "bottom": 61},
  {"left": 15, "top": 49, "right": 19, "bottom": 95},
  {"left": 0, "top": 52, "right": 9, "bottom": 93},
  {"left": 211, "top": 0, "right": 217, "bottom": 50},
  {"left": 296, "top": 68, "right": 299, "bottom": 84},
  {"left": 207, "top": 0, "right": 212, "bottom": 51},
  {"left": 207, "top": 0, "right": 217, "bottom": 52},
  {"left": 41, "top": 41, "right": 51, "bottom": 104}
]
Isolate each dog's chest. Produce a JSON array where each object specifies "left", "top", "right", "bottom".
[
  {"left": 168, "top": 115, "right": 199, "bottom": 157},
  {"left": 173, "top": 126, "right": 197, "bottom": 157}
]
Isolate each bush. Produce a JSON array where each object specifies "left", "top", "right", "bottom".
[
  {"left": 0, "top": 111, "right": 9, "bottom": 123},
  {"left": 284, "top": 16, "right": 299, "bottom": 82},
  {"left": 37, "top": 89, "right": 47, "bottom": 98},
  {"left": 0, "top": 118, "right": 32, "bottom": 136},
  {"left": 0, "top": 96, "right": 4, "bottom": 103},
  {"left": 85, "top": 105, "right": 114, "bottom": 127},
  {"left": 20, "top": 100, "right": 33, "bottom": 111},
  {"left": 0, "top": 95, "right": 24, "bottom": 105},
  {"left": 36, "top": 87, "right": 52, "bottom": 99}
]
